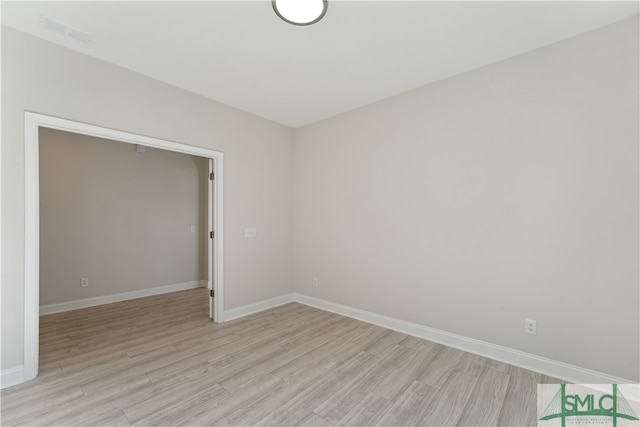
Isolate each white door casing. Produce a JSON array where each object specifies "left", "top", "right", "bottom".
[
  {"left": 23, "top": 111, "right": 225, "bottom": 383},
  {"left": 207, "top": 158, "right": 217, "bottom": 321}
]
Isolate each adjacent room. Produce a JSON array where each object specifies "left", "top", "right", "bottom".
[
  {"left": 38, "top": 128, "right": 210, "bottom": 315},
  {"left": 1, "top": 1, "right": 638, "bottom": 426}
]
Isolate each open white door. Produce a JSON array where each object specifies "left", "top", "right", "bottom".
[{"left": 208, "top": 158, "right": 215, "bottom": 320}]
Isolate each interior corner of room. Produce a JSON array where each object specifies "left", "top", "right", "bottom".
[{"left": 1, "top": 3, "right": 638, "bottom": 399}]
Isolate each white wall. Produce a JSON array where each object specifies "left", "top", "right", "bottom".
[
  {"left": 1, "top": 26, "right": 294, "bottom": 371},
  {"left": 293, "top": 17, "right": 639, "bottom": 381},
  {"left": 39, "top": 128, "right": 208, "bottom": 305}
]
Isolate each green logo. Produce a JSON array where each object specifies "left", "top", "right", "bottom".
[{"left": 539, "top": 384, "right": 638, "bottom": 427}]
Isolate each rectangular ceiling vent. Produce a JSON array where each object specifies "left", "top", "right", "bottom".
[{"left": 39, "top": 17, "right": 91, "bottom": 44}]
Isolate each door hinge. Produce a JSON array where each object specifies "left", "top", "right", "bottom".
[
  {"left": 210, "top": 231, "right": 214, "bottom": 239},
  {"left": 209, "top": 172, "right": 214, "bottom": 180},
  {"left": 210, "top": 289, "right": 215, "bottom": 298}
]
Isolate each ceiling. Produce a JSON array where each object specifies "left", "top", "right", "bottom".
[{"left": 2, "top": 1, "right": 638, "bottom": 128}]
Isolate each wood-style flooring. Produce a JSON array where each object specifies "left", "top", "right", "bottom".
[{"left": 1, "top": 288, "right": 562, "bottom": 426}]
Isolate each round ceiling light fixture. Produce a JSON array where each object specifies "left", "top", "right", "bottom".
[{"left": 272, "top": 0, "right": 328, "bottom": 26}]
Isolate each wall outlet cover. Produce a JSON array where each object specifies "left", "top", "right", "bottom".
[{"left": 525, "top": 318, "right": 537, "bottom": 335}]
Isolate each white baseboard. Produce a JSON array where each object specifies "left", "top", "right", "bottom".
[
  {"left": 40, "top": 280, "right": 207, "bottom": 315},
  {"left": 224, "top": 294, "right": 294, "bottom": 322},
  {"left": 292, "top": 293, "right": 635, "bottom": 385},
  {"left": 23, "top": 288, "right": 635, "bottom": 391},
  {"left": 1, "top": 365, "right": 24, "bottom": 389}
]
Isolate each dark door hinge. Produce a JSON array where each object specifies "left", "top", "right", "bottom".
[
  {"left": 210, "top": 289, "right": 215, "bottom": 298},
  {"left": 209, "top": 172, "right": 214, "bottom": 180},
  {"left": 210, "top": 231, "right": 214, "bottom": 239}
]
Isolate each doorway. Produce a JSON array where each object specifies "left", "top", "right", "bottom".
[{"left": 23, "top": 112, "right": 224, "bottom": 382}]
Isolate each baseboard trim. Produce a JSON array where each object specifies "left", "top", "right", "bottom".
[
  {"left": 40, "top": 280, "right": 207, "bottom": 315},
  {"left": 292, "top": 293, "right": 635, "bottom": 385},
  {"left": 26, "top": 289, "right": 635, "bottom": 389},
  {"left": 224, "top": 294, "right": 294, "bottom": 322},
  {"left": 1, "top": 365, "right": 24, "bottom": 389}
]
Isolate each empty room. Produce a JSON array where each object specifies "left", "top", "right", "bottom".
[{"left": 1, "top": 1, "right": 638, "bottom": 426}]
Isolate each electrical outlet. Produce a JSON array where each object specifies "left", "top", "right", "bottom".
[
  {"left": 81, "top": 277, "right": 89, "bottom": 288},
  {"left": 312, "top": 277, "right": 319, "bottom": 287},
  {"left": 525, "top": 319, "right": 536, "bottom": 335}
]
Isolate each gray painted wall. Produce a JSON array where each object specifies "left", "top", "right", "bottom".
[
  {"left": 39, "top": 128, "right": 209, "bottom": 305},
  {"left": 293, "top": 17, "right": 639, "bottom": 381},
  {"left": 1, "top": 26, "right": 294, "bottom": 370}
]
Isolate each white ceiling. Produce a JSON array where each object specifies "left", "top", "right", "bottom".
[{"left": 2, "top": 1, "right": 638, "bottom": 128}]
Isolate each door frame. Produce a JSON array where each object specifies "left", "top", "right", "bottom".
[
  {"left": 207, "top": 158, "right": 216, "bottom": 320},
  {"left": 23, "top": 111, "right": 225, "bottom": 382}
]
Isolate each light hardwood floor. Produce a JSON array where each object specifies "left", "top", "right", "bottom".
[{"left": 1, "top": 288, "right": 562, "bottom": 426}]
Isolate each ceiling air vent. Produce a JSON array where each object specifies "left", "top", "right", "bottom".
[{"left": 39, "top": 17, "right": 91, "bottom": 44}]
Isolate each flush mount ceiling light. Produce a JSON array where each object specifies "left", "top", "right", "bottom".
[{"left": 272, "top": 0, "right": 328, "bottom": 26}]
